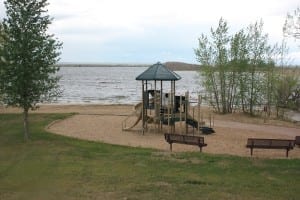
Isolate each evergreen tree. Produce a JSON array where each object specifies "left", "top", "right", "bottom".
[{"left": 0, "top": 0, "right": 62, "bottom": 141}]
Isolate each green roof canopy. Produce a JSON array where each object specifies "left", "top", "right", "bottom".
[{"left": 136, "top": 62, "right": 181, "bottom": 81}]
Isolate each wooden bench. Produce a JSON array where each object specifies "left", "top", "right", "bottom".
[
  {"left": 246, "top": 138, "right": 295, "bottom": 157},
  {"left": 295, "top": 136, "right": 300, "bottom": 147},
  {"left": 164, "top": 133, "right": 207, "bottom": 152}
]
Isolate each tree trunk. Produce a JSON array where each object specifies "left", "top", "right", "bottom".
[
  {"left": 23, "top": 108, "right": 29, "bottom": 141},
  {"left": 249, "top": 67, "right": 255, "bottom": 115}
]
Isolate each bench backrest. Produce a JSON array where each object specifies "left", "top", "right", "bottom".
[
  {"left": 247, "top": 138, "right": 294, "bottom": 148},
  {"left": 183, "top": 135, "right": 204, "bottom": 144},
  {"left": 165, "top": 133, "right": 204, "bottom": 144},
  {"left": 295, "top": 136, "right": 300, "bottom": 145}
]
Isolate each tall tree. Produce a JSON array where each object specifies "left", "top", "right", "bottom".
[
  {"left": 229, "top": 30, "right": 249, "bottom": 112},
  {"left": 195, "top": 18, "right": 231, "bottom": 113},
  {"left": 0, "top": 0, "right": 62, "bottom": 141},
  {"left": 196, "top": 19, "right": 277, "bottom": 115},
  {"left": 245, "top": 20, "right": 271, "bottom": 115},
  {"left": 0, "top": 23, "right": 4, "bottom": 104},
  {"left": 283, "top": 7, "right": 300, "bottom": 40}
]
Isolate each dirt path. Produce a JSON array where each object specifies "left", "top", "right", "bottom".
[{"left": 214, "top": 120, "right": 300, "bottom": 137}]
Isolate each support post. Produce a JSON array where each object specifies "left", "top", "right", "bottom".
[
  {"left": 197, "top": 95, "right": 201, "bottom": 133},
  {"left": 160, "top": 81, "right": 163, "bottom": 131},
  {"left": 142, "top": 81, "right": 145, "bottom": 134},
  {"left": 154, "top": 80, "right": 157, "bottom": 131},
  {"left": 168, "top": 92, "right": 171, "bottom": 134},
  {"left": 185, "top": 91, "right": 189, "bottom": 134},
  {"left": 180, "top": 95, "right": 182, "bottom": 134}
]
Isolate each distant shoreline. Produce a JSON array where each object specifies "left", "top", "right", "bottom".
[
  {"left": 57, "top": 63, "right": 150, "bottom": 68},
  {"left": 57, "top": 61, "right": 202, "bottom": 71},
  {"left": 57, "top": 62, "right": 299, "bottom": 72}
]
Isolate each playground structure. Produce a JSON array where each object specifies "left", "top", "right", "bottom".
[{"left": 122, "top": 62, "right": 215, "bottom": 135}]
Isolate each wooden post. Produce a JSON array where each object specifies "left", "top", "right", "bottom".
[
  {"left": 197, "top": 95, "right": 201, "bottom": 133},
  {"left": 180, "top": 95, "right": 182, "bottom": 134},
  {"left": 185, "top": 91, "right": 189, "bottom": 134},
  {"left": 171, "top": 81, "right": 175, "bottom": 134},
  {"left": 168, "top": 92, "right": 171, "bottom": 134},
  {"left": 142, "top": 81, "right": 145, "bottom": 135},
  {"left": 154, "top": 80, "right": 157, "bottom": 131},
  {"left": 160, "top": 81, "right": 163, "bottom": 131},
  {"left": 192, "top": 107, "right": 195, "bottom": 135}
]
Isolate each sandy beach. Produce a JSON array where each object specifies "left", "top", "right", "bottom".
[{"left": 1, "top": 104, "right": 300, "bottom": 158}]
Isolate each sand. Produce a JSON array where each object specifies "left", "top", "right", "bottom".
[{"left": 2, "top": 104, "right": 300, "bottom": 158}]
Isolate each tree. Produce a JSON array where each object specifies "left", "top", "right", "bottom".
[
  {"left": 195, "top": 18, "right": 231, "bottom": 114},
  {"left": 195, "top": 19, "right": 277, "bottom": 115},
  {"left": 229, "top": 30, "right": 249, "bottom": 112},
  {"left": 283, "top": 7, "right": 300, "bottom": 40},
  {"left": 275, "top": 72, "right": 299, "bottom": 114},
  {"left": 281, "top": 7, "right": 300, "bottom": 112},
  {"left": 0, "top": 22, "right": 5, "bottom": 105},
  {"left": 0, "top": 0, "right": 62, "bottom": 141},
  {"left": 245, "top": 21, "right": 270, "bottom": 115}
]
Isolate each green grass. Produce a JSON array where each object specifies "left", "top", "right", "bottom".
[{"left": 0, "top": 113, "right": 299, "bottom": 200}]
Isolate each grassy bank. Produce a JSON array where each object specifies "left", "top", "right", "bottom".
[{"left": 0, "top": 114, "right": 299, "bottom": 199}]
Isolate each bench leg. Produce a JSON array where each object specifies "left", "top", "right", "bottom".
[
  {"left": 286, "top": 149, "right": 289, "bottom": 158},
  {"left": 250, "top": 148, "right": 253, "bottom": 156},
  {"left": 200, "top": 146, "right": 202, "bottom": 152},
  {"left": 170, "top": 143, "right": 172, "bottom": 152}
]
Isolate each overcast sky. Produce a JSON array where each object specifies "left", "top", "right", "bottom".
[{"left": 0, "top": 0, "right": 299, "bottom": 64}]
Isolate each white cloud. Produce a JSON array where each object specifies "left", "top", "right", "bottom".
[
  {"left": 0, "top": 0, "right": 299, "bottom": 64},
  {"left": 48, "top": 0, "right": 297, "bottom": 28}
]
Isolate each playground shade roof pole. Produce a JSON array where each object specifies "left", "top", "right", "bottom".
[{"left": 136, "top": 62, "right": 181, "bottom": 81}]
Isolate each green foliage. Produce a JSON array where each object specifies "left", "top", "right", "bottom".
[
  {"left": 0, "top": 0, "right": 62, "bottom": 140},
  {"left": 283, "top": 7, "right": 300, "bottom": 40},
  {"left": 0, "top": 23, "right": 4, "bottom": 104},
  {"left": 195, "top": 18, "right": 231, "bottom": 113},
  {"left": 275, "top": 70, "right": 300, "bottom": 113},
  {"left": 229, "top": 30, "right": 249, "bottom": 112},
  {"left": 0, "top": 0, "right": 62, "bottom": 109},
  {"left": 245, "top": 21, "right": 273, "bottom": 115},
  {"left": 0, "top": 113, "right": 300, "bottom": 199},
  {"left": 195, "top": 18, "right": 279, "bottom": 115}
]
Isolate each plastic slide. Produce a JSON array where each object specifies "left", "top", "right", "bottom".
[
  {"left": 186, "top": 116, "right": 215, "bottom": 134},
  {"left": 122, "top": 102, "right": 143, "bottom": 130}
]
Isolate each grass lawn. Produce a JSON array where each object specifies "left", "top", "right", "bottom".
[{"left": 0, "top": 113, "right": 299, "bottom": 200}]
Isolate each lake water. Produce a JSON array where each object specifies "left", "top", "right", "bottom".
[{"left": 55, "top": 66, "right": 203, "bottom": 105}]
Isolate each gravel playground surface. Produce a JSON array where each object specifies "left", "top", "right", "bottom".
[{"left": 2, "top": 104, "right": 300, "bottom": 158}]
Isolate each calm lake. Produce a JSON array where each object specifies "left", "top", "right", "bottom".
[{"left": 55, "top": 66, "right": 203, "bottom": 105}]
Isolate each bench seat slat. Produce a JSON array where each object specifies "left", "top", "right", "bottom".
[{"left": 246, "top": 138, "right": 294, "bottom": 157}]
